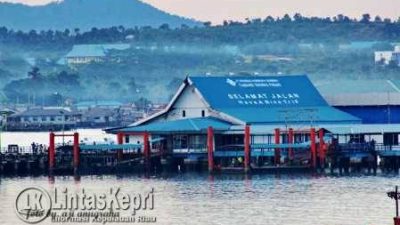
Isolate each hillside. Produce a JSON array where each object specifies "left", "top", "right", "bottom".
[{"left": 0, "top": 0, "right": 199, "bottom": 31}]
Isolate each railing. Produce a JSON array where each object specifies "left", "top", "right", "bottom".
[
  {"left": 0, "top": 146, "right": 47, "bottom": 154},
  {"left": 375, "top": 144, "right": 400, "bottom": 151},
  {"left": 335, "top": 143, "right": 375, "bottom": 153}
]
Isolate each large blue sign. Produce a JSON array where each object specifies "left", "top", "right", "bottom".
[{"left": 189, "top": 75, "right": 328, "bottom": 109}]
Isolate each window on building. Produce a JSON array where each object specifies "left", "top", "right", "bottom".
[
  {"left": 182, "top": 110, "right": 186, "bottom": 118},
  {"left": 173, "top": 135, "right": 188, "bottom": 149},
  {"left": 125, "top": 135, "right": 130, "bottom": 143},
  {"left": 50, "top": 116, "right": 55, "bottom": 121},
  {"left": 201, "top": 110, "right": 205, "bottom": 117},
  {"left": 189, "top": 135, "right": 207, "bottom": 150},
  {"left": 383, "top": 133, "right": 399, "bottom": 146}
]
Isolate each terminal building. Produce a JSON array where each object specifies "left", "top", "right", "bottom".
[
  {"left": 316, "top": 79, "right": 400, "bottom": 124},
  {"left": 108, "top": 75, "right": 368, "bottom": 169}
]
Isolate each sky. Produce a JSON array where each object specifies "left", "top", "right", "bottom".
[{"left": 2, "top": 0, "right": 400, "bottom": 24}]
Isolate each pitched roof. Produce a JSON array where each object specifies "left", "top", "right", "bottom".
[
  {"left": 129, "top": 75, "right": 361, "bottom": 128},
  {"left": 316, "top": 80, "right": 400, "bottom": 106},
  {"left": 11, "top": 108, "right": 78, "bottom": 117},
  {"left": 220, "top": 107, "right": 360, "bottom": 124},
  {"left": 188, "top": 75, "right": 360, "bottom": 124},
  {"left": 189, "top": 75, "right": 328, "bottom": 109},
  {"left": 114, "top": 117, "right": 232, "bottom": 133}
]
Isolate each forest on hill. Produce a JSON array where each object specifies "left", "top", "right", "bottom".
[{"left": 0, "top": 13, "right": 399, "bottom": 105}]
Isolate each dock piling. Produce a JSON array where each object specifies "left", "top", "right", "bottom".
[
  {"left": 310, "top": 128, "right": 317, "bottom": 169},
  {"left": 117, "top": 132, "right": 124, "bottom": 161},
  {"left": 207, "top": 126, "right": 214, "bottom": 172},
  {"left": 274, "top": 128, "right": 280, "bottom": 166},
  {"left": 49, "top": 132, "right": 55, "bottom": 170},
  {"left": 73, "top": 132, "right": 80, "bottom": 170},
  {"left": 318, "top": 129, "right": 325, "bottom": 169},
  {"left": 244, "top": 125, "right": 251, "bottom": 172},
  {"left": 288, "top": 128, "right": 294, "bottom": 162}
]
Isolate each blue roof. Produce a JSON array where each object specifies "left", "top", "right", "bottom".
[
  {"left": 221, "top": 107, "right": 360, "bottom": 124},
  {"left": 116, "top": 117, "right": 232, "bottom": 133},
  {"left": 189, "top": 75, "right": 361, "bottom": 124},
  {"left": 75, "top": 100, "right": 123, "bottom": 107},
  {"left": 340, "top": 41, "right": 381, "bottom": 49},
  {"left": 189, "top": 75, "right": 328, "bottom": 108}
]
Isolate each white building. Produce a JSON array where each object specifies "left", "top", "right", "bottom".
[{"left": 374, "top": 51, "right": 394, "bottom": 65}]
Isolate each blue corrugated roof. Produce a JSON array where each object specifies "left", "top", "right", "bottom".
[
  {"left": 75, "top": 100, "right": 123, "bottom": 107},
  {"left": 221, "top": 107, "right": 360, "bottom": 124},
  {"left": 188, "top": 75, "right": 361, "bottom": 124},
  {"left": 116, "top": 117, "right": 232, "bottom": 133},
  {"left": 189, "top": 75, "right": 328, "bottom": 108}
]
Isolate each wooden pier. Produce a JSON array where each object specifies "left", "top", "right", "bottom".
[{"left": 1, "top": 128, "right": 400, "bottom": 176}]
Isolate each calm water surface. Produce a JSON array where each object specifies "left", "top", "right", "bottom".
[
  {"left": 0, "top": 131, "right": 399, "bottom": 225},
  {"left": 0, "top": 173, "right": 399, "bottom": 225}
]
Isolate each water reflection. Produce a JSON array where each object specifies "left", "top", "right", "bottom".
[{"left": 0, "top": 173, "right": 398, "bottom": 225}]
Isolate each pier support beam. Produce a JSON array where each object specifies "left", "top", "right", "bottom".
[
  {"left": 288, "top": 128, "right": 294, "bottom": 162},
  {"left": 143, "top": 132, "right": 150, "bottom": 165},
  {"left": 394, "top": 217, "right": 400, "bottom": 225},
  {"left": 49, "top": 132, "right": 55, "bottom": 170},
  {"left": 244, "top": 125, "right": 251, "bottom": 172},
  {"left": 207, "top": 126, "right": 214, "bottom": 172},
  {"left": 318, "top": 129, "right": 325, "bottom": 169},
  {"left": 73, "top": 132, "right": 80, "bottom": 170},
  {"left": 274, "top": 128, "right": 280, "bottom": 166},
  {"left": 310, "top": 128, "right": 317, "bottom": 169},
  {"left": 117, "top": 132, "right": 124, "bottom": 161}
]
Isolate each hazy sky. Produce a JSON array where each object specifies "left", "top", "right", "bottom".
[{"left": 2, "top": 0, "right": 400, "bottom": 24}]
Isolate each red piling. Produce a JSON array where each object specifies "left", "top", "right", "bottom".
[
  {"left": 318, "top": 129, "right": 325, "bottom": 168},
  {"left": 143, "top": 132, "right": 150, "bottom": 161},
  {"left": 274, "top": 128, "right": 281, "bottom": 166},
  {"left": 73, "top": 132, "right": 80, "bottom": 169},
  {"left": 117, "top": 132, "right": 124, "bottom": 161},
  {"left": 49, "top": 132, "right": 55, "bottom": 169},
  {"left": 207, "top": 126, "right": 214, "bottom": 172},
  {"left": 310, "top": 128, "right": 317, "bottom": 169},
  {"left": 244, "top": 125, "right": 251, "bottom": 172},
  {"left": 288, "top": 128, "right": 294, "bottom": 161},
  {"left": 394, "top": 217, "right": 400, "bottom": 225}
]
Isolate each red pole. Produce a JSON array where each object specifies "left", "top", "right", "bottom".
[
  {"left": 310, "top": 128, "right": 317, "bottom": 169},
  {"left": 207, "top": 126, "right": 214, "bottom": 172},
  {"left": 394, "top": 217, "right": 400, "bottom": 225},
  {"left": 73, "top": 132, "right": 80, "bottom": 169},
  {"left": 244, "top": 125, "right": 251, "bottom": 172},
  {"left": 49, "top": 132, "right": 55, "bottom": 169},
  {"left": 318, "top": 129, "right": 325, "bottom": 168},
  {"left": 274, "top": 128, "right": 280, "bottom": 166},
  {"left": 143, "top": 132, "right": 150, "bottom": 160},
  {"left": 117, "top": 132, "right": 123, "bottom": 161},
  {"left": 288, "top": 128, "right": 294, "bottom": 161}
]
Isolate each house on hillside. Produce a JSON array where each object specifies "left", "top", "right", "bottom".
[
  {"left": 374, "top": 45, "right": 400, "bottom": 66},
  {"left": 374, "top": 51, "right": 394, "bottom": 65},
  {"left": 60, "top": 44, "right": 130, "bottom": 65}
]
